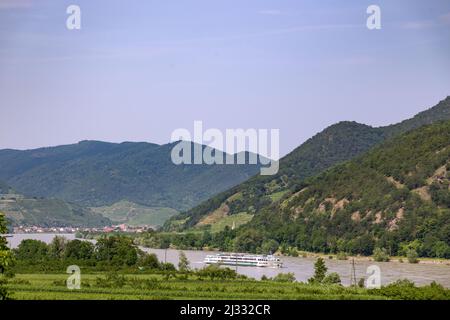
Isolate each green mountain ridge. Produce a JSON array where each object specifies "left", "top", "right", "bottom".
[
  {"left": 0, "top": 180, "right": 111, "bottom": 227},
  {"left": 237, "top": 120, "right": 450, "bottom": 257},
  {"left": 165, "top": 96, "right": 450, "bottom": 231},
  {"left": 0, "top": 141, "right": 264, "bottom": 211}
]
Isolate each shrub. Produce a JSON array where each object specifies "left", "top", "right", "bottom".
[
  {"left": 373, "top": 248, "right": 390, "bottom": 262},
  {"left": 95, "top": 272, "right": 127, "bottom": 288},
  {"left": 336, "top": 252, "right": 348, "bottom": 260},
  {"left": 406, "top": 249, "right": 419, "bottom": 264},
  {"left": 358, "top": 278, "right": 365, "bottom": 288},
  {"left": 323, "top": 272, "right": 341, "bottom": 285},
  {"left": 196, "top": 265, "right": 239, "bottom": 280},
  {"left": 261, "top": 239, "right": 279, "bottom": 255},
  {"left": 138, "top": 252, "right": 161, "bottom": 269},
  {"left": 178, "top": 251, "right": 190, "bottom": 272},
  {"left": 272, "top": 272, "right": 296, "bottom": 283}
]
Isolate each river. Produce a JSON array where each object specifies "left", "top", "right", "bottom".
[{"left": 7, "top": 233, "right": 450, "bottom": 287}]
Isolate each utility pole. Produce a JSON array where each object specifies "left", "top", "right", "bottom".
[{"left": 350, "top": 258, "right": 357, "bottom": 287}]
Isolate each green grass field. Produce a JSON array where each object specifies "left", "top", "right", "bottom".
[{"left": 6, "top": 273, "right": 388, "bottom": 300}]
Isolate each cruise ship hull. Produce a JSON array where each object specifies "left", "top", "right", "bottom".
[{"left": 203, "top": 253, "right": 283, "bottom": 268}]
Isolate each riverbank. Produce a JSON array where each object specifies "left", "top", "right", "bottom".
[
  {"left": 151, "top": 244, "right": 450, "bottom": 266},
  {"left": 293, "top": 251, "right": 450, "bottom": 266},
  {"left": 7, "top": 233, "right": 450, "bottom": 287}
]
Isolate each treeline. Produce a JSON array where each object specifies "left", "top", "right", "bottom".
[
  {"left": 233, "top": 122, "right": 450, "bottom": 258},
  {"left": 152, "top": 122, "right": 450, "bottom": 259},
  {"left": 11, "top": 236, "right": 176, "bottom": 273}
]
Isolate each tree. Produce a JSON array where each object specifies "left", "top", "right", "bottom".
[
  {"left": 272, "top": 272, "right": 296, "bottom": 283},
  {"left": 406, "top": 249, "right": 419, "bottom": 264},
  {"left": 49, "top": 236, "right": 69, "bottom": 259},
  {"left": 14, "top": 239, "right": 49, "bottom": 261},
  {"left": 433, "top": 241, "right": 450, "bottom": 259},
  {"left": 95, "top": 236, "right": 138, "bottom": 266},
  {"left": 323, "top": 272, "right": 341, "bottom": 285},
  {"left": 64, "top": 240, "right": 95, "bottom": 261},
  {"left": 0, "top": 213, "right": 14, "bottom": 300},
  {"left": 261, "top": 239, "right": 279, "bottom": 255},
  {"left": 233, "top": 229, "right": 263, "bottom": 253},
  {"left": 137, "top": 252, "right": 160, "bottom": 269},
  {"left": 308, "top": 257, "right": 327, "bottom": 283},
  {"left": 197, "top": 265, "right": 238, "bottom": 280},
  {"left": 373, "top": 247, "right": 390, "bottom": 262},
  {"left": 178, "top": 251, "right": 190, "bottom": 272}
]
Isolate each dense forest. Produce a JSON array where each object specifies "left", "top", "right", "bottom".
[
  {"left": 159, "top": 120, "right": 450, "bottom": 259},
  {"left": 0, "top": 141, "right": 262, "bottom": 210},
  {"left": 164, "top": 97, "right": 450, "bottom": 232}
]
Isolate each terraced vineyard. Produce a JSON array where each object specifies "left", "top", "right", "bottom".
[{"left": 7, "top": 273, "right": 450, "bottom": 300}]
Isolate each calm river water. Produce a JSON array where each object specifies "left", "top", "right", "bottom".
[{"left": 7, "top": 233, "right": 450, "bottom": 287}]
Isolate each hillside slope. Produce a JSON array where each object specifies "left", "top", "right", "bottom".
[
  {"left": 0, "top": 181, "right": 110, "bottom": 227},
  {"left": 243, "top": 121, "right": 450, "bottom": 257},
  {"left": 165, "top": 97, "right": 450, "bottom": 231},
  {"left": 91, "top": 200, "right": 178, "bottom": 227},
  {"left": 0, "top": 141, "right": 263, "bottom": 211}
]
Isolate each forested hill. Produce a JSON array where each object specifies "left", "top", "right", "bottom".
[
  {"left": 243, "top": 120, "right": 450, "bottom": 257},
  {"left": 0, "top": 141, "right": 263, "bottom": 211},
  {"left": 0, "top": 182, "right": 111, "bottom": 227},
  {"left": 165, "top": 96, "right": 450, "bottom": 231}
]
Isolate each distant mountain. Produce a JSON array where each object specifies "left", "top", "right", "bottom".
[
  {"left": 237, "top": 121, "right": 450, "bottom": 257},
  {"left": 0, "top": 183, "right": 110, "bottom": 227},
  {"left": 0, "top": 141, "right": 264, "bottom": 212},
  {"left": 90, "top": 200, "right": 178, "bottom": 227},
  {"left": 165, "top": 96, "right": 450, "bottom": 231}
]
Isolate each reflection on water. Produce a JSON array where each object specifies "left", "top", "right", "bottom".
[{"left": 7, "top": 233, "right": 450, "bottom": 287}]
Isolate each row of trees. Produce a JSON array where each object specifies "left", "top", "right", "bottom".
[
  {"left": 137, "top": 227, "right": 286, "bottom": 255},
  {"left": 13, "top": 235, "right": 175, "bottom": 271},
  {"left": 0, "top": 214, "right": 14, "bottom": 300}
]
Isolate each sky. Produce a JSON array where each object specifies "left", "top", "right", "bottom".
[{"left": 0, "top": 0, "right": 449, "bottom": 156}]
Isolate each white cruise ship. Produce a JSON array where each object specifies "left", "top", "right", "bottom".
[{"left": 203, "top": 253, "right": 283, "bottom": 268}]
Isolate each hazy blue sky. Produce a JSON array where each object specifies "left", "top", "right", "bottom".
[{"left": 1, "top": 0, "right": 449, "bottom": 155}]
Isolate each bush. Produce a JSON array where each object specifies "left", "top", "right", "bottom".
[
  {"left": 196, "top": 265, "right": 239, "bottom": 280},
  {"left": 178, "top": 251, "right": 190, "bottom": 272},
  {"left": 138, "top": 252, "right": 161, "bottom": 269},
  {"left": 373, "top": 248, "right": 390, "bottom": 262},
  {"left": 371, "top": 280, "right": 450, "bottom": 300},
  {"left": 272, "top": 272, "right": 296, "bottom": 283},
  {"left": 95, "top": 272, "right": 127, "bottom": 288},
  {"left": 261, "top": 240, "right": 279, "bottom": 255},
  {"left": 358, "top": 278, "right": 365, "bottom": 288},
  {"left": 336, "top": 252, "right": 348, "bottom": 260},
  {"left": 323, "top": 272, "right": 341, "bottom": 285},
  {"left": 407, "top": 249, "right": 419, "bottom": 264}
]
